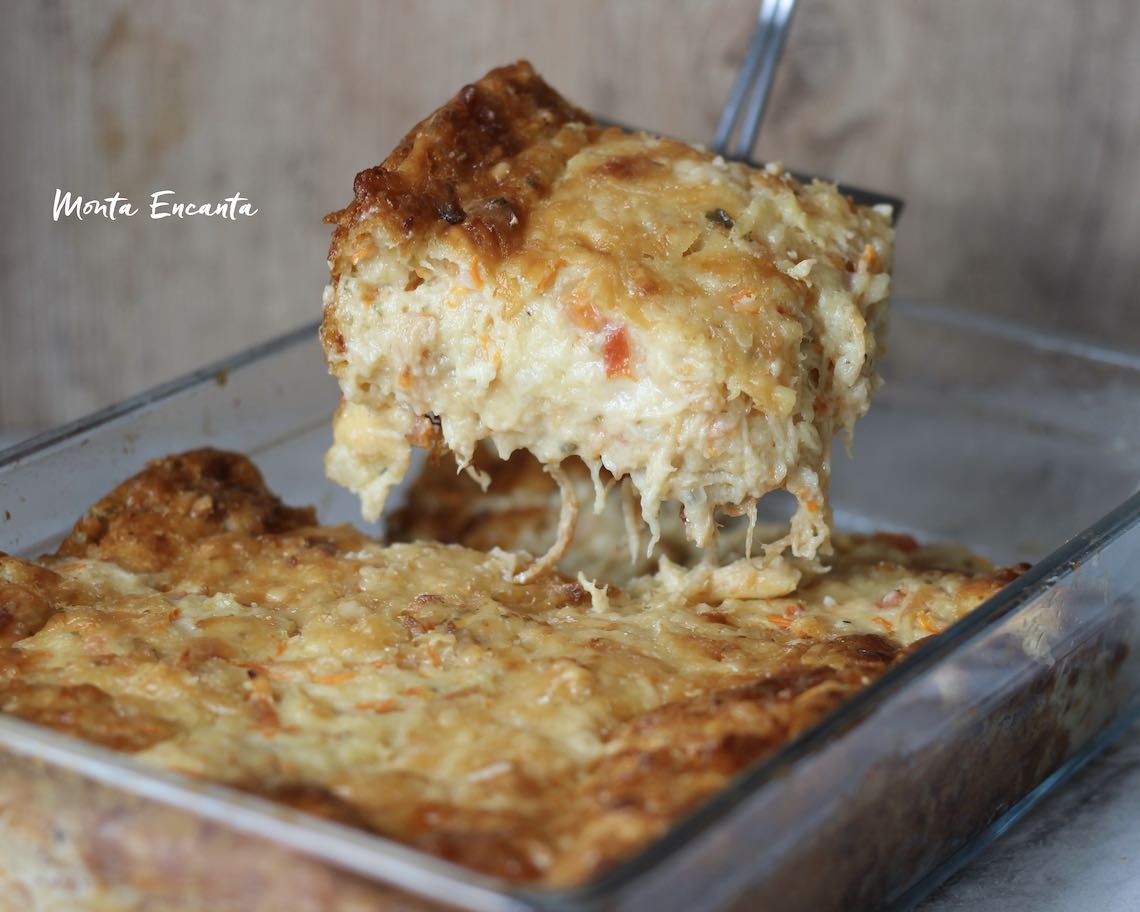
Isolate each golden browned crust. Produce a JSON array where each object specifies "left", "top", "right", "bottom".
[
  {"left": 0, "top": 557, "right": 86, "bottom": 647},
  {"left": 0, "top": 451, "right": 1025, "bottom": 886},
  {"left": 57, "top": 448, "right": 316, "bottom": 572},
  {"left": 325, "top": 60, "right": 594, "bottom": 271}
]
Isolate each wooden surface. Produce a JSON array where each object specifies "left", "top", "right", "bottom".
[{"left": 1, "top": 0, "right": 1138, "bottom": 429}]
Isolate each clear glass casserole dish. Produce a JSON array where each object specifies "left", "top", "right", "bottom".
[{"left": 1, "top": 304, "right": 1137, "bottom": 911}]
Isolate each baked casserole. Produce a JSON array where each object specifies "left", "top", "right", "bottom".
[
  {"left": 321, "top": 62, "right": 894, "bottom": 566},
  {"left": 0, "top": 60, "right": 1033, "bottom": 898},
  {"left": 0, "top": 450, "right": 1025, "bottom": 885}
]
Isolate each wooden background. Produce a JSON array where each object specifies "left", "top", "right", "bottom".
[{"left": 1, "top": 0, "right": 1138, "bottom": 431}]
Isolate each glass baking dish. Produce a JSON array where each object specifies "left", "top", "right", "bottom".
[{"left": 1, "top": 304, "right": 1138, "bottom": 911}]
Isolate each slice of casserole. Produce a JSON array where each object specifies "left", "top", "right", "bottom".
[
  {"left": 321, "top": 61, "right": 894, "bottom": 567},
  {"left": 0, "top": 450, "right": 1024, "bottom": 887}
]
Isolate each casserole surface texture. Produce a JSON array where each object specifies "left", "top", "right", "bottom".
[
  {"left": 321, "top": 61, "right": 894, "bottom": 561},
  {"left": 0, "top": 449, "right": 1023, "bottom": 886}
]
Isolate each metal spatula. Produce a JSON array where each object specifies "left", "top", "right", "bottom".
[
  {"left": 711, "top": 0, "right": 902, "bottom": 218},
  {"left": 601, "top": 0, "right": 901, "bottom": 219}
]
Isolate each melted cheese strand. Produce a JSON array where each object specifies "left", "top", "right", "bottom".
[
  {"left": 620, "top": 476, "right": 642, "bottom": 565},
  {"left": 513, "top": 463, "right": 579, "bottom": 583}
]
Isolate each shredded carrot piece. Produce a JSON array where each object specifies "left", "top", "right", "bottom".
[
  {"left": 426, "top": 648, "right": 442, "bottom": 668},
  {"left": 871, "top": 616, "right": 894, "bottom": 631},
  {"left": 258, "top": 723, "right": 300, "bottom": 737},
  {"left": 564, "top": 295, "right": 604, "bottom": 331},
  {"left": 275, "top": 641, "right": 287, "bottom": 657},
  {"left": 602, "top": 323, "right": 631, "bottom": 378},
  {"left": 918, "top": 611, "right": 941, "bottom": 634},
  {"left": 767, "top": 613, "right": 794, "bottom": 628},
  {"left": 859, "top": 243, "right": 883, "bottom": 274},
  {"left": 310, "top": 671, "right": 357, "bottom": 685},
  {"left": 729, "top": 289, "right": 757, "bottom": 312},
  {"left": 354, "top": 699, "right": 399, "bottom": 713},
  {"left": 536, "top": 259, "right": 565, "bottom": 291},
  {"left": 469, "top": 255, "right": 483, "bottom": 289}
]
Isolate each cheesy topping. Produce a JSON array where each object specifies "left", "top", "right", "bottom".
[
  {"left": 0, "top": 450, "right": 1022, "bottom": 885},
  {"left": 322, "top": 62, "right": 893, "bottom": 562}
]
